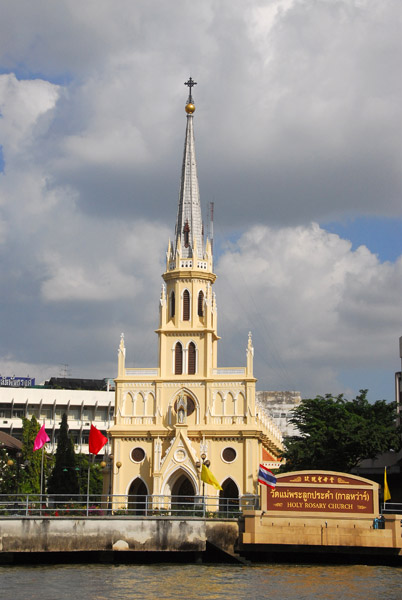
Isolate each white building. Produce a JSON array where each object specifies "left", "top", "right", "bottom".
[
  {"left": 0, "top": 385, "right": 298, "bottom": 457},
  {"left": 256, "top": 391, "right": 302, "bottom": 438},
  {"left": 0, "top": 387, "right": 114, "bottom": 455}
]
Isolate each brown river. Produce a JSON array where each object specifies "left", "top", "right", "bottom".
[{"left": 1, "top": 563, "right": 401, "bottom": 600}]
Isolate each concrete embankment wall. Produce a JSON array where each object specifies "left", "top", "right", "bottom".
[
  {"left": 2, "top": 514, "right": 401, "bottom": 564},
  {"left": 240, "top": 511, "right": 402, "bottom": 559},
  {"left": 0, "top": 518, "right": 239, "bottom": 556}
]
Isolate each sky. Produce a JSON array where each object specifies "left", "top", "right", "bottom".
[{"left": 0, "top": 0, "right": 401, "bottom": 401}]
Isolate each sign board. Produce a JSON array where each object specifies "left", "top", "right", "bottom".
[
  {"left": 0, "top": 376, "right": 35, "bottom": 388},
  {"left": 265, "top": 470, "right": 379, "bottom": 516}
]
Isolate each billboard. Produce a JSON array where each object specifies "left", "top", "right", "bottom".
[
  {"left": 265, "top": 471, "right": 379, "bottom": 516},
  {"left": 0, "top": 376, "right": 36, "bottom": 388}
]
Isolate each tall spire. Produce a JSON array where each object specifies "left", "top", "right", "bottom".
[{"left": 175, "top": 77, "right": 204, "bottom": 259}]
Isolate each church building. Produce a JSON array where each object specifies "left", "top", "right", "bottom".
[{"left": 108, "top": 79, "right": 283, "bottom": 509}]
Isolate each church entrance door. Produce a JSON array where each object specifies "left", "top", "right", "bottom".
[
  {"left": 219, "top": 478, "right": 239, "bottom": 516},
  {"left": 128, "top": 478, "right": 148, "bottom": 515},
  {"left": 168, "top": 471, "right": 196, "bottom": 515}
]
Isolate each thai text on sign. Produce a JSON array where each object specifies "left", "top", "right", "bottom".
[{"left": 265, "top": 471, "right": 378, "bottom": 515}]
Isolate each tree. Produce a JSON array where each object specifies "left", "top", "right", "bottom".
[
  {"left": 75, "top": 454, "right": 104, "bottom": 496},
  {"left": 0, "top": 417, "right": 50, "bottom": 495},
  {"left": 47, "top": 413, "right": 79, "bottom": 497},
  {"left": 0, "top": 448, "right": 17, "bottom": 494},
  {"left": 20, "top": 416, "right": 42, "bottom": 494},
  {"left": 280, "top": 390, "right": 402, "bottom": 473}
]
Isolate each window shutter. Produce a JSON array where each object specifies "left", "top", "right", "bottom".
[
  {"left": 188, "top": 342, "right": 196, "bottom": 375},
  {"left": 175, "top": 342, "right": 183, "bottom": 375},
  {"left": 170, "top": 291, "right": 175, "bottom": 318},
  {"left": 198, "top": 291, "right": 204, "bottom": 317},
  {"left": 183, "top": 290, "right": 190, "bottom": 321}
]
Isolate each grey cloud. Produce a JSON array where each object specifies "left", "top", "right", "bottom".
[{"left": 1, "top": 1, "right": 401, "bottom": 398}]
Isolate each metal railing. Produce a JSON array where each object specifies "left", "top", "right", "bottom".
[
  {"left": 0, "top": 494, "right": 259, "bottom": 519},
  {"left": 381, "top": 502, "right": 402, "bottom": 515}
]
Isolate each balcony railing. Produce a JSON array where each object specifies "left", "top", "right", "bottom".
[
  {"left": 125, "top": 368, "right": 159, "bottom": 376},
  {"left": 211, "top": 416, "right": 245, "bottom": 425},
  {"left": 212, "top": 368, "right": 246, "bottom": 375},
  {"left": 120, "top": 416, "right": 155, "bottom": 425}
]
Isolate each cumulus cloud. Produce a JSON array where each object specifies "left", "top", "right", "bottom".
[
  {"left": 0, "top": 1, "right": 401, "bottom": 399},
  {"left": 215, "top": 223, "right": 402, "bottom": 396},
  {"left": 1, "top": 1, "right": 400, "bottom": 226},
  {"left": 0, "top": 73, "right": 59, "bottom": 160}
]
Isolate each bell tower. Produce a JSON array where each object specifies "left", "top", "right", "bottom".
[
  {"left": 110, "top": 79, "right": 283, "bottom": 505},
  {"left": 157, "top": 78, "right": 219, "bottom": 380}
]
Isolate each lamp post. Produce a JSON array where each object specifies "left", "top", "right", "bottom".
[
  {"left": 104, "top": 455, "right": 122, "bottom": 513},
  {"left": 196, "top": 453, "right": 210, "bottom": 498}
]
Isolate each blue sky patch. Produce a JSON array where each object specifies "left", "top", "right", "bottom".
[
  {"left": 323, "top": 217, "right": 402, "bottom": 263},
  {"left": 0, "top": 67, "right": 72, "bottom": 86}
]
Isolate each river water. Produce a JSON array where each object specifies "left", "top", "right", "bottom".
[{"left": 1, "top": 563, "right": 401, "bottom": 600}]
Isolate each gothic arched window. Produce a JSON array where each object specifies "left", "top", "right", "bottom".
[
  {"left": 183, "top": 290, "right": 190, "bottom": 321},
  {"left": 175, "top": 342, "right": 183, "bottom": 375},
  {"left": 188, "top": 342, "right": 196, "bottom": 375},
  {"left": 170, "top": 291, "right": 175, "bottom": 318},
  {"left": 197, "top": 290, "right": 204, "bottom": 317}
]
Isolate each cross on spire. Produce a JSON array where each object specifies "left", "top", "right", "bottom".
[{"left": 184, "top": 77, "right": 197, "bottom": 103}]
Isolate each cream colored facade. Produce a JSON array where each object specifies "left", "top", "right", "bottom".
[{"left": 109, "top": 84, "right": 283, "bottom": 506}]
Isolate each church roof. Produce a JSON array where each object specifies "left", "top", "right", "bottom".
[{"left": 175, "top": 78, "right": 204, "bottom": 259}]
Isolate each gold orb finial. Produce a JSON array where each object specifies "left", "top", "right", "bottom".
[{"left": 184, "top": 77, "right": 197, "bottom": 113}]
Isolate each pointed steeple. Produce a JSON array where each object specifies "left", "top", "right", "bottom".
[{"left": 175, "top": 78, "right": 204, "bottom": 259}]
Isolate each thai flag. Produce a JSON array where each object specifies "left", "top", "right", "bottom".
[{"left": 258, "top": 464, "right": 277, "bottom": 489}]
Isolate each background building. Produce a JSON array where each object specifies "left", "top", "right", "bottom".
[
  {"left": 0, "top": 383, "right": 113, "bottom": 455},
  {"left": 395, "top": 336, "right": 402, "bottom": 428},
  {"left": 0, "top": 379, "right": 295, "bottom": 459},
  {"left": 256, "top": 391, "right": 302, "bottom": 437}
]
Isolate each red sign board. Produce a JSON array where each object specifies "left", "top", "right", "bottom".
[{"left": 265, "top": 471, "right": 378, "bottom": 515}]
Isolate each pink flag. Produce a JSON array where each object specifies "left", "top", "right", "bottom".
[{"left": 33, "top": 424, "right": 50, "bottom": 451}]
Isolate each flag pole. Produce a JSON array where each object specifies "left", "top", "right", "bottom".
[
  {"left": 33, "top": 422, "right": 50, "bottom": 515},
  {"left": 86, "top": 424, "right": 108, "bottom": 515},
  {"left": 86, "top": 454, "right": 93, "bottom": 516},
  {"left": 40, "top": 445, "right": 44, "bottom": 512},
  {"left": 40, "top": 418, "right": 45, "bottom": 515},
  {"left": 86, "top": 456, "right": 90, "bottom": 516}
]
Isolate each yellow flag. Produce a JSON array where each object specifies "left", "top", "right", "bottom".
[
  {"left": 201, "top": 464, "right": 222, "bottom": 490},
  {"left": 384, "top": 467, "right": 391, "bottom": 502}
]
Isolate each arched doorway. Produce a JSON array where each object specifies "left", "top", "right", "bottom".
[
  {"left": 128, "top": 478, "right": 148, "bottom": 515},
  {"left": 169, "top": 470, "right": 196, "bottom": 515},
  {"left": 219, "top": 478, "right": 239, "bottom": 516}
]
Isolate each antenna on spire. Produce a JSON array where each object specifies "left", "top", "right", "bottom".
[
  {"left": 184, "top": 77, "right": 197, "bottom": 103},
  {"left": 208, "top": 201, "right": 214, "bottom": 255},
  {"left": 59, "top": 363, "right": 71, "bottom": 378}
]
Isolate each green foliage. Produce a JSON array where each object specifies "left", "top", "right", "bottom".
[
  {"left": 47, "top": 413, "right": 79, "bottom": 497},
  {"left": 0, "top": 417, "right": 49, "bottom": 494},
  {"left": 0, "top": 448, "right": 18, "bottom": 493},
  {"left": 75, "top": 454, "right": 105, "bottom": 496},
  {"left": 20, "top": 416, "right": 42, "bottom": 494},
  {"left": 280, "top": 390, "right": 401, "bottom": 473}
]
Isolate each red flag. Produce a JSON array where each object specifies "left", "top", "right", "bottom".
[{"left": 88, "top": 424, "right": 108, "bottom": 455}]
